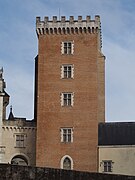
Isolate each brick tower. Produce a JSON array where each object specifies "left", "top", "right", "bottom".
[{"left": 35, "top": 15, "right": 105, "bottom": 172}]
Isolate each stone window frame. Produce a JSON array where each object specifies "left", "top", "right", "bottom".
[
  {"left": 60, "top": 155, "right": 73, "bottom": 170},
  {"left": 61, "top": 64, "right": 74, "bottom": 79},
  {"left": 61, "top": 41, "right": 74, "bottom": 55},
  {"left": 60, "top": 92, "right": 74, "bottom": 107},
  {"left": 60, "top": 128, "right": 73, "bottom": 143},
  {"left": 14, "top": 134, "right": 26, "bottom": 148},
  {"left": 102, "top": 160, "right": 113, "bottom": 172}
]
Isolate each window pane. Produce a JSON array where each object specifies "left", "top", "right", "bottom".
[
  {"left": 63, "top": 129, "right": 67, "bottom": 134},
  {"left": 16, "top": 135, "right": 20, "bottom": 140},
  {"left": 64, "top": 43, "right": 67, "bottom": 54},
  {"left": 103, "top": 161, "right": 112, "bottom": 172},
  {"left": 68, "top": 129, "right": 71, "bottom": 133},
  {"left": 64, "top": 94, "right": 67, "bottom": 98},
  {"left": 67, "top": 94, "right": 71, "bottom": 106},
  {"left": 64, "top": 47, "right": 67, "bottom": 54},
  {"left": 68, "top": 71, "right": 71, "bottom": 78},
  {"left": 62, "top": 93, "right": 73, "bottom": 107},
  {"left": 63, "top": 134, "right": 67, "bottom": 142},
  {"left": 63, "top": 158, "right": 71, "bottom": 170},
  {"left": 64, "top": 42, "right": 67, "bottom": 47},
  {"left": 68, "top": 48, "right": 71, "bottom": 54},
  {"left": 68, "top": 43, "right": 71, "bottom": 54},
  {"left": 104, "top": 162, "right": 107, "bottom": 172},
  {"left": 68, "top": 42, "right": 71, "bottom": 47},
  {"left": 68, "top": 134, "right": 71, "bottom": 142},
  {"left": 67, "top": 99, "right": 71, "bottom": 106},
  {"left": 68, "top": 66, "right": 71, "bottom": 78},
  {"left": 16, "top": 135, "right": 24, "bottom": 148},
  {"left": 63, "top": 42, "right": 72, "bottom": 55},
  {"left": 64, "top": 99, "right": 67, "bottom": 106},
  {"left": 64, "top": 67, "right": 68, "bottom": 78},
  {"left": 63, "top": 66, "right": 72, "bottom": 78},
  {"left": 67, "top": 94, "right": 71, "bottom": 99},
  {"left": 61, "top": 128, "right": 73, "bottom": 143}
]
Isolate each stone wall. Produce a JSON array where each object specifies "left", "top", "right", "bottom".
[{"left": 0, "top": 164, "right": 134, "bottom": 180}]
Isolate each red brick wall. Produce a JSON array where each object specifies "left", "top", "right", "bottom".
[{"left": 36, "top": 32, "right": 103, "bottom": 172}]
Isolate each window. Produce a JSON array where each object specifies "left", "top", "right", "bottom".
[
  {"left": 11, "top": 155, "right": 28, "bottom": 166},
  {"left": 103, "top": 160, "right": 112, "bottom": 172},
  {"left": 60, "top": 155, "right": 73, "bottom": 170},
  {"left": 61, "top": 41, "right": 74, "bottom": 55},
  {"left": 61, "top": 65, "right": 74, "bottom": 79},
  {"left": 61, "top": 93, "right": 74, "bottom": 107},
  {"left": 15, "top": 134, "right": 25, "bottom": 148},
  {"left": 63, "top": 157, "right": 71, "bottom": 170},
  {"left": 61, "top": 128, "right": 73, "bottom": 143}
]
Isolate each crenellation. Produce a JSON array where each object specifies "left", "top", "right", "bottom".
[
  {"left": 61, "top": 16, "right": 66, "bottom": 23},
  {"left": 69, "top": 16, "right": 74, "bottom": 23},
  {"left": 36, "top": 16, "right": 100, "bottom": 32},
  {"left": 95, "top": 15, "right": 100, "bottom": 21},
  {"left": 78, "top": 16, "right": 82, "bottom": 22},
  {"left": 53, "top": 16, "right": 57, "bottom": 23},
  {"left": 86, "top": 15, "right": 91, "bottom": 22},
  {"left": 36, "top": 15, "right": 102, "bottom": 49},
  {"left": 44, "top": 16, "right": 49, "bottom": 23},
  {"left": 36, "top": 17, "right": 40, "bottom": 23},
  {"left": 36, "top": 15, "right": 100, "bottom": 24}
]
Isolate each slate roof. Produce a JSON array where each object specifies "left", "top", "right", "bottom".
[{"left": 98, "top": 122, "right": 135, "bottom": 146}]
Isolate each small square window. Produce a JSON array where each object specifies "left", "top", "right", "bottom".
[
  {"left": 61, "top": 41, "right": 74, "bottom": 55},
  {"left": 61, "top": 128, "right": 73, "bottom": 143},
  {"left": 15, "top": 134, "right": 25, "bottom": 148},
  {"left": 61, "top": 92, "right": 74, "bottom": 107},
  {"left": 61, "top": 65, "right": 74, "bottom": 79},
  {"left": 103, "top": 160, "right": 113, "bottom": 172}
]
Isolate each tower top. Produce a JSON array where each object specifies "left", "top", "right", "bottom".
[
  {"left": 36, "top": 15, "right": 101, "bottom": 33},
  {"left": 36, "top": 15, "right": 102, "bottom": 48}
]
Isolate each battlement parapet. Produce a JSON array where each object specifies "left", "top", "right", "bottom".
[
  {"left": 36, "top": 15, "right": 102, "bottom": 48},
  {"left": 36, "top": 15, "right": 100, "bottom": 33}
]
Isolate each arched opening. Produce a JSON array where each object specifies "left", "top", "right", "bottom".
[
  {"left": 62, "top": 27, "right": 66, "bottom": 34},
  {"left": 79, "top": 27, "right": 82, "bottom": 33},
  {"left": 63, "top": 157, "right": 71, "bottom": 170},
  {"left": 50, "top": 28, "right": 53, "bottom": 34},
  {"left": 71, "top": 27, "right": 74, "bottom": 34},
  {"left": 96, "top": 27, "right": 99, "bottom": 33},
  {"left": 75, "top": 27, "right": 78, "bottom": 34},
  {"left": 58, "top": 27, "right": 61, "bottom": 34},
  {"left": 67, "top": 27, "right": 70, "bottom": 34},
  {"left": 46, "top": 28, "right": 49, "bottom": 34},
  {"left": 60, "top": 155, "right": 73, "bottom": 170},
  {"left": 54, "top": 28, "right": 57, "bottom": 34},
  {"left": 11, "top": 155, "right": 28, "bottom": 166},
  {"left": 88, "top": 27, "right": 91, "bottom": 33},
  {"left": 83, "top": 27, "right": 87, "bottom": 33},
  {"left": 92, "top": 27, "right": 95, "bottom": 33}
]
